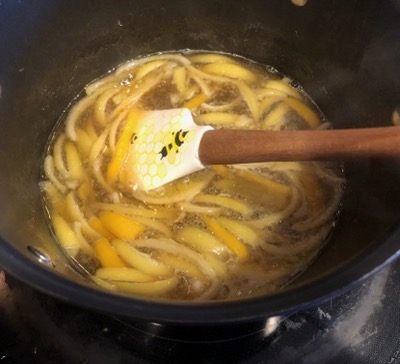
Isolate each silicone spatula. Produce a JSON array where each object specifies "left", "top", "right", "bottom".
[{"left": 119, "top": 108, "right": 400, "bottom": 191}]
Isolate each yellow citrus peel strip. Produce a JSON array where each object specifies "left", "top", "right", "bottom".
[
  {"left": 202, "top": 215, "right": 249, "bottom": 261},
  {"left": 94, "top": 237, "right": 126, "bottom": 268},
  {"left": 107, "top": 108, "right": 141, "bottom": 183}
]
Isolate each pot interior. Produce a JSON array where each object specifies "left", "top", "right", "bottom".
[{"left": 0, "top": 0, "right": 400, "bottom": 323}]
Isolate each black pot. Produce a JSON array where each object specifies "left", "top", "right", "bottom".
[{"left": 0, "top": 0, "right": 400, "bottom": 325}]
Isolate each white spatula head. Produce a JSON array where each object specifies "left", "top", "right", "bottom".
[{"left": 122, "top": 108, "right": 212, "bottom": 191}]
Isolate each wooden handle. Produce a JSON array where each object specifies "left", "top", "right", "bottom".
[{"left": 198, "top": 127, "right": 400, "bottom": 165}]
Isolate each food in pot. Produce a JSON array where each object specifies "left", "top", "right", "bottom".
[
  {"left": 290, "top": 0, "right": 309, "bottom": 6},
  {"left": 40, "top": 51, "right": 344, "bottom": 301}
]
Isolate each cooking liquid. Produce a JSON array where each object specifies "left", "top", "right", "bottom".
[{"left": 40, "top": 51, "right": 344, "bottom": 301}]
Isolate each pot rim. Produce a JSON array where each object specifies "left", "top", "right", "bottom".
[{"left": 1, "top": 221, "right": 399, "bottom": 325}]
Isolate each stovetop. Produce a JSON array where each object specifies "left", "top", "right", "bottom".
[{"left": 1, "top": 258, "right": 400, "bottom": 364}]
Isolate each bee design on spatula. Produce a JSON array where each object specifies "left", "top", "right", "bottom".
[
  {"left": 159, "top": 129, "right": 190, "bottom": 165},
  {"left": 125, "top": 108, "right": 212, "bottom": 190}
]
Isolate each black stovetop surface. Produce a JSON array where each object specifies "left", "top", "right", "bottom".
[{"left": 1, "top": 258, "right": 400, "bottom": 364}]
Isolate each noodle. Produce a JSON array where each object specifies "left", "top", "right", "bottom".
[
  {"left": 41, "top": 51, "right": 344, "bottom": 301},
  {"left": 43, "top": 156, "right": 68, "bottom": 193},
  {"left": 53, "top": 134, "right": 69, "bottom": 177}
]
